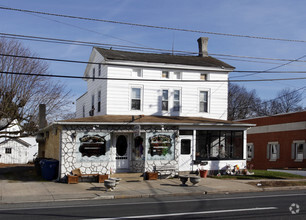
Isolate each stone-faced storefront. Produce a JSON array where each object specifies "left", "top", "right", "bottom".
[{"left": 37, "top": 115, "right": 252, "bottom": 180}]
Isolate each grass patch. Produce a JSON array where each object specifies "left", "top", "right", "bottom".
[{"left": 210, "top": 170, "right": 306, "bottom": 180}]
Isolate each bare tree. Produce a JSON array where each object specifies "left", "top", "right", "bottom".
[
  {"left": 258, "top": 88, "right": 304, "bottom": 115},
  {"left": 0, "top": 38, "right": 71, "bottom": 138},
  {"left": 228, "top": 83, "right": 304, "bottom": 120},
  {"left": 228, "top": 83, "right": 260, "bottom": 120}
]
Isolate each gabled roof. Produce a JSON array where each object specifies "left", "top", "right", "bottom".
[
  {"left": 0, "top": 138, "right": 31, "bottom": 147},
  {"left": 95, "top": 47, "right": 235, "bottom": 69}
]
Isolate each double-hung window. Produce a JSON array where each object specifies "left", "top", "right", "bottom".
[
  {"left": 162, "top": 90, "right": 169, "bottom": 111},
  {"left": 199, "top": 91, "right": 208, "bottom": 112},
  {"left": 173, "top": 90, "right": 180, "bottom": 112},
  {"left": 98, "top": 64, "right": 101, "bottom": 76},
  {"left": 292, "top": 141, "right": 305, "bottom": 161},
  {"left": 131, "top": 88, "right": 141, "bottom": 110},
  {"left": 267, "top": 142, "right": 280, "bottom": 161}
]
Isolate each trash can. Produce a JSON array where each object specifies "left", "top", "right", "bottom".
[{"left": 40, "top": 159, "right": 59, "bottom": 181}]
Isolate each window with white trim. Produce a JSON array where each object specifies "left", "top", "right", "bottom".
[
  {"left": 131, "top": 87, "right": 142, "bottom": 110},
  {"left": 173, "top": 71, "right": 181, "bottom": 79},
  {"left": 132, "top": 68, "right": 142, "bottom": 77},
  {"left": 162, "top": 71, "right": 169, "bottom": 79},
  {"left": 247, "top": 143, "right": 254, "bottom": 161},
  {"left": 292, "top": 141, "right": 305, "bottom": 161},
  {"left": 267, "top": 142, "right": 280, "bottom": 161},
  {"left": 199, "top": 91, "right": 208, "bottom": 113},
  {"left": 162, "top": 89, "right": 168, "bottom": 111},
  {"left": 173, "top": 89, "right": 180, "bottom": 112},
  {"left": 5, "top": 148, "right": 12, "bottom": 154},
  {"left": 200, "top": 73, "right": 207, "bottom": 81}
]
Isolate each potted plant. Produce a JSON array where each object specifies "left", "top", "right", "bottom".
[{"left": 198, "top": 164, "right": 208, "bottom": 178}]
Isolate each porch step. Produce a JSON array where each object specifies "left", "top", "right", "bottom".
[{"left": 111, "top": 172, "right": 143, "bottom": 182}]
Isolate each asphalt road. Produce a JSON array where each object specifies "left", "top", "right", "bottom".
[{"left": 0, "top": 190, "right": 305, "bottom": 219}]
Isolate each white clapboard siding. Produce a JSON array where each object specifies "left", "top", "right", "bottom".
[
  {"left": 76, "top": 49, "right": 230, "bottom": 120},
  {"left": 0, "top": 139, "right": 28, "bottom": 164}
]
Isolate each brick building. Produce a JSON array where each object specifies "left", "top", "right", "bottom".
[{"left": 240, "top": 111, "right": 306, "bottom": 170}]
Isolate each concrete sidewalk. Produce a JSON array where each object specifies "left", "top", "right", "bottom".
[{"left": 2, "top": 177, "right": 306, "bottom": 204}]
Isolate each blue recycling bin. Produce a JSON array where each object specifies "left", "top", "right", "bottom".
[{"left": 40, "top": 159, "right": 59, "bottom": 180}]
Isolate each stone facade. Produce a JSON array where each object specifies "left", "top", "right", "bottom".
[{"left": 58, "top": 125, "right": 179, "bottom": 179}]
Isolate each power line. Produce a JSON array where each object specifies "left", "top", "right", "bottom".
[
  {"left": 2, "top": 32, "right": 306, "bottom": 66},
  {"left": 2, "top": 6, "right": 306, "bottom": 44},
  {"left": 1, "top": 71, "right": 306, "bottom": 82},
  {"left": 231, "top": 54, "right": 306, "bottom": 78},
  {"left": 0, "top": 32, "right": 197, "bottom": 55},
  {"left": 2, "top": 53, "right": 306, "bottom": 74}
]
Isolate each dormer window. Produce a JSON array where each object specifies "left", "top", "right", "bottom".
[
  {"left": 200, "top": 73, "right": 207, "bottom": 81},
  {"left": 162, "top": 71, "right": 169, "bottom": 79}
]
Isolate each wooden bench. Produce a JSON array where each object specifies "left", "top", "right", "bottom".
[
  {"left": 67, "top": 169, "right": 108, "bottom": 184},
  {"left": 153, "top": 165, "right": 177, "bottom": 179}
]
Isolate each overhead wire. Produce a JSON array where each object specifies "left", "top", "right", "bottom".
[
  {"left": 2, "top": 32, "right": 306, "bottom": 67},
  {"left": 1, "top": 6, "right": 306, "bottom": 44}
]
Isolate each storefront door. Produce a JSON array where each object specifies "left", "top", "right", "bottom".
[
  {"left": 178, "top": 135, "right": 193, "bottom": 171},
  {"left": 115, "top": 134, "right": 130, "bottom": 171}
]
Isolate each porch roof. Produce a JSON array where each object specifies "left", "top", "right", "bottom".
[{"left": 57, "top": 115, "right": 254, "bottom": 127}]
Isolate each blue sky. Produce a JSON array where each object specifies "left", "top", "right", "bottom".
[{"left": 1, "top": 0, "right": 306, "bottom": 109}]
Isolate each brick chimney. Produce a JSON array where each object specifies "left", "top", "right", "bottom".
[{"left": 197, "top": 37, "right": 209, "bottom": 57}]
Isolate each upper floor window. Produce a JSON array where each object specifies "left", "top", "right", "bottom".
[
  {"left": 162, "top": 71, "right": 169, "bottom": 79},
  {"left": 93, "top": 68, "right": 95, "bottom": 81},
  {"left": 199, "top": 91, "right": 208, "bottom": 113},
  {"left": 267, "top": 142, "right": 280, "bottom": 161},
  {"left": 292, "top": 141, "right": 305, "bottom": 161},
  {"left": 200, "top": 73, "right": 207, "bottom": 81},
  {"left": 162, "top": 90, "right": 169, "bottom": 111},
  {"left": 97, "top": 91, "right": 101, "bottom": 112},
  {"left": 90, "top": 94, "right": 95, "bottom": 116},
  {"left": 131, "top": 88, "right": 141, "bottom": 110},
  {"left": 98, "top": 64, "right": 101, "bottom": 76},
  {"left": 173, "top": 90, "right": 180, "bottom": 112},
  {"left": 132, "top": 68, "right": 142, "bottom": 78},
  {"left": 82, "top": 105, "right": 85, "bottom": 117},
  {"left": 173, "top": 72, "right": 181, "bottom": 79}
]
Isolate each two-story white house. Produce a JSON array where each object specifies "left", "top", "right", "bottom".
[{"left": 38, "top": 38, "right": 253, "bottom": 180}]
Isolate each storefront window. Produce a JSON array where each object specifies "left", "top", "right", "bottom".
[
  {"left": 79, "top": 134, "right": 106, "bottom": 157},
  {"left": 147, "top": 133, "right": 174, "bottom": 160},
  {"left": 196, "top": 130, "right": 243, "bottom": 160}
]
